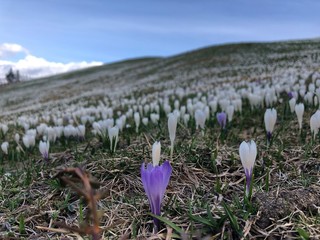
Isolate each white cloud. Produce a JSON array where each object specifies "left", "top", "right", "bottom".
[
  {"left": 0, "top": 43, "right": 29, "bottom": 58},
  {"left": 0, "top": 43, "right": 103, "bottom": 82}
]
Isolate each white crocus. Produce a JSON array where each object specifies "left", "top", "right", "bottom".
[
  {"left": 295, "top": 103, "right": 304, "bottom": 131},
  {"left": 264, "top": 108, "right": 277, "bottom": 142},
  {"left": 310, "top": 110, "right": 320, "bottom": 139},
  {"left": 152, "top": 141, "right": 161, "bottom": 166},
  {"left": 289, "top": 98, "right": 296, "bottom": 113},
  {"left": 23, "top": 134, "right": 36, "bottom": 148},
  {"left": 195, "top": 109, "right": 206, "bottom": 130},
  {"left": 314, "top": 96, "right": 318, "bottom": 107},
  {"left": 77, "top": 125, "right": 86, "bottom": 139},
  {"left": 1, "top": 124, "right": 8, "bottom": 135},
  {"left": 168, "top": 112, "right": 178, "bottom": 158},
  {"left": 1, "top": 142, "right": 9, "bottom": 155},
  {"left": 134, "top": 112, "right": 140, "bottom": 133},
  {"left": 142, "top": 117, "right": 149, "bottom": 126},
  {"left": 23, "top": 135, "right": 31, "bottom": 148},
  {"left": 183, "top": 114, "right": 190, "bottom": 127},
  {"left": 226, "top": 105, "right": 235, "bottom": 123},
  {"left": 239, "top": 140, "right": 257, "bottom": 196},
  {"left": 39, "top": 140, "right": 50, "bottom": 160},
  {"left": 108, "top": 126, "right": 119, "bottom": 152},
  {"left": 15, "top": 133, "right": 20, "bottom": 144},
  {"left": 150, "top": 113, "right": 159, "bottom": 124}
]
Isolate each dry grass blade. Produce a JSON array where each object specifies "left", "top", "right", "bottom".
[{"left": 54, "top": 167, "right": 103, "bottom": 240}]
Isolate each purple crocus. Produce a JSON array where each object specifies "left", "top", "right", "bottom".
[
  {"left": 141, "top": 160, "right": 172, "bottom": 232},
  {"left": 216, "top": 112, "right": 227, "bottom": 129}
]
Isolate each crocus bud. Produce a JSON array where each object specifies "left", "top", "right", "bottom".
[
  {"left": 310, "top": 110, "right": 320, "bottom": 139},
  {"left": 142, "top": 117, "right": 149, "bottom": 126},
  {"left": 39, "top": 140, "right": 50, "bottom": 160},
  {"left": 168, "top": 113, "right": 178, "bottom": 158},
  {"left": 264, "top": 108, "right": 277, "bottom": 142},
  {"left": 23, "top": 134, "right": 36, "bottom": 148},
  {"left": 152, "top": 141, "right": 161, "bottom": 166},
  {"left": 295, "top": 103, "right": 304, "bottom": 130},
  {"left": 183, "top": 114, "right": 190, "bottom": 127},
  {"left": 46, "top": 127, "right": 57, "bottom": 143},
  {"left": 15, "top": 133, "right": 20, "bottom": 144},
  {"left": 1, "top": 124, "right": 8, "bottom": 135},
  {"left": 108, "top": 126, "right": 119, "bottom": 152},
  {"left": 304, "top": 92, "right": 313, "bottom": 105},
  {"left": 314, "top": 96, "right": 318, "bottom": 107},
  {"left": 150, "top": 113, "right": 159, "bottom": 124},
  {"left": 174, "top": 99, "right": 180, "bottom": 110},
  {"left": 164, "top": 104, "right": 171, "bottom": 116},
  {"left": 289, "top": 98, "right": 296, "bottom": 113},
  {"left": 226, "top": 105, "right": 235, "bottom": 123},
  {"left": 1, "top": 142, "right": 9, "bottom": 155},
  {"left": 239, "top": 140, "right": 257, "bottom": 196},
  {"left": 209, "top": 100, "right": 217, "bottom": 113},
  {"left": 23, "top": 135, "right": 30, "bottom": 148},
  {"left": 216, "top": 112, "right": 227, "bottom": 129},
  {"left": 134, "top": 112, "right": 140, "bottom": 133},
  {"left": 180, "top": 106, "right": 186, "bottom": 116},
  {"left": 77, "top": 125, "right": 86, "bottom": 139},
  {"left": 195, "top": 109, "right": 206, "bottom": 130}
]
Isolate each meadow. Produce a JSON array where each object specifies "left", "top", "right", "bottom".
[{"left": 1, "top": 39, "right": 320, "bottom": 239}]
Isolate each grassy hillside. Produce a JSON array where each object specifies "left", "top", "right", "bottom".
[
  {"left": 1, "top": 39, "right": 320, "bottom": 118},
  {"left": 0, "top": 38, "right": 320, "bottom": 239}
]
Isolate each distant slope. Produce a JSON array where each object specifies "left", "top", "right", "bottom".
[{"left": 0, "top": 38, "right": 320, "bottom": 117}]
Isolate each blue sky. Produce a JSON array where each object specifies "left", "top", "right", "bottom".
[{"left": 0, "top": 0, "right": 320, "bottom": 78}]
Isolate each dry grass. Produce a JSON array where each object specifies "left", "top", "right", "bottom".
[
  {"left": 1, "top": 103, "right": 320, "bottom": 240},
  {"left": 1, "top": 40, "right": 320, "bottom": 239}
]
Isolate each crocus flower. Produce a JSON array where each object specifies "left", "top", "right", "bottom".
[
  {"left": 226, "top": 105, "right": 235, "bottom": 123},
  {"left": 310, "top": 110, "right": 320, "bottom": 139},
  {"left": 239, "top": 140, "right": 257, "bottom": 196},
  {"left": 39, "top": 140, "right": 50, "bottom": 160},
  {"left": 141, "top": 149, "right": 172, "bottom": 231},
  {"left": 209, "top": 100, "right": 217, "bottom": 113},
  {"left": 216, "top": 112, "right": 227, "bottom": 129},
  {"left": 14, "top": 133, "right": 20, "bottom": 144},
  {"left": 142, "top": 117, "right": 149, "bottom": 126},
  {"left": 1, "top": 142, "right": 9, "bottom": 155},
  {"left": 108, "top": 126, "right": 119, "bottom": 152},
  {"left": 289, "top": 98, "right": 296, "bottom": 113},
  {"left": 183, "top": 114, "right": 190, "bottom": 127},
  {"left": 1, "top": 124, "right": 8, "bottom": 135},
  {"left": 287, "top": 91, "right": 294, "bottom": 99},
  {"left": 134, "top": 112, "right": 140, "bottom": 133},
  {"left": 23, "top": 133, "right": 36, "bottom": 149},
  {"left": 150, "top": 113, "right": 159, "bottom": 124},
  {"left": 77, "top": 125, "right": 86, "bottom": 140},
  {"left": 295, "top": 103, "right": 304, "bottom": 131},
  {"left": 264, "top": 108, "right": 277, "bottom": 142},
  {"left": 168, "top": 113, "right": 178, "bottom": 158},
  {"left": 152, "top": 141, "right": 161, "bottom": 166},
  {"left": 314, "top": 96, "right": 318, "bottom": 107},
  {"left": 195, "top": 109, "right": 206, "bottom": 130}
]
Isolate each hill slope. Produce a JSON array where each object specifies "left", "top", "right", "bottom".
[{"left": 0, "top": 39, "right": 320, "bottom": 118}]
